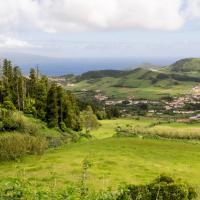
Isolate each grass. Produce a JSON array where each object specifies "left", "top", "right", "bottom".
[
  {"left": 1, "top": 118, "right": 200, "bottom": 193},
  {"left": 65, "top": 70, "right": 196, "bottom": 100},
  {"left": 68, "top": 82, "right": 195, "bottom": 100},
  {"left": 23, "top": 113, "right": 62, "bottom": 137},
  {"left": 1, "top": 137, "right": 200, "bottom": 190}
]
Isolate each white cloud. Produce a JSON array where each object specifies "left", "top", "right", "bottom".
[
  {"left": 0, "top": 0, "right": 39, "bottom": 32},
  {"left": 0, "top": 0, "right": 200, "bottom": 34},
  {"left": 0, "top": 35, "right": 37, "bottom": 48},
  {"left": 38, "top": 0, "right": 185, "bottom": 32}
]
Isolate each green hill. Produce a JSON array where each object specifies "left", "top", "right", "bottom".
[
  {"left": 76, "top": 69, "right": 129, "bottom": 81},
  {"left": 169, "top": 58, "right": 200, "bottom": 72},
  {"left": 61, "top": 58, "right": 200, "bottom": 100}
]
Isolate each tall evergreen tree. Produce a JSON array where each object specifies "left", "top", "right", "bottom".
[
  {"left": 2, "top": 59, "right": 12, "bottom": 100},
  {"left": 46, "top": 83, "right": 58, "bottom": 127},
  {"left": 3, "top": 59, "right": 9, "bottom": 78},
  {"left": 56, "top": 86, "right": 65, "bottom": 127},
  {"left": 0, "top": 80, "right": 3, "bottom": 103},
  {"left": 29, "top": 68, "right": 37, "bottom": 98},
  {"left": 13, "top": 67, "right": 24, "bottom": 110},
  {"left": 63, "top": 91, "right": 82, "bottom": 131},
  {"left": 35, "top": 77, "right": 48, "bottom": 120}
]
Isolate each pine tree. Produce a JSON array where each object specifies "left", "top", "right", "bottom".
[
  {"left": 56, "top": 86, "right": 65, "bottom": 127},
  {"left": 63, "top": 91, "right": 82, "bottom": 131},
  {"left": 7, "top": 60, "right": 13, "bottom": 85},
  {"left": 29, "top": 68, "right": 37, "bottom": 98},
  {"left": 35, "top": 77, "right": 48, "bottom": 120},
  {"left": 3, "top": 59, "right": 9, "bottom": 78},
  {"left": 46, "top": 83, "right": 58, "bottom": 127},
  {"left": 13, "top": 67, "right": 24, "bottom": 110},
  {"left": 0, "top": 80, "right": 3, "bottom": 103},
  {"left": 2, "top": 59, "right": 11, "bottom": 100}
]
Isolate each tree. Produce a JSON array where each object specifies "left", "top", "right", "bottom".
[
  {"left": 82, "top": 106, "right": 99, "bottom": 133},
  {"left": 56, "top": 86, "right": 65, "bottom": 128},
  {"left": 13, "top": 67, "right": 24, "bottom": 110},
  {"left": 63, "top": 91, "right": 82, "bottom": 131},
  {"left": 106, "top": 106, "right": 121, "bottom": 119},
  {"left": 46, "top": 83, "right": 58, "bottom": 127},
  {"left": 29, "top": 68, "right": 37, "bottom": 98},
  {"left": 35, "top": 77, "right": 48, "bottom": 120}
]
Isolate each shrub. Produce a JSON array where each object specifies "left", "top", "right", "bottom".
[
  {"left": 47, "top": 136, "right": 63, "bottom": 148},
  {"left": 2, "top": 117, "right": 19, "bottom": 131},
  {"left": 1, "top": 111, "right": 25, "bottom": 132},
  {"left": 126, "top": 174, "right": 197, "bottom": 200},
  {"left": 0, "top": 133, "right": 48, "bottom": 161},
  {"left": 0, "top": 174, "right": 197, "bottom": 200},
  {"left": 3, "top": 100, "right": 16, "bottom": 111}
]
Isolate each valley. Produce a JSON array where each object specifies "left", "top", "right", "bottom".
[{"left": 1, "top": 57, "right": 200, "bottom": 199}]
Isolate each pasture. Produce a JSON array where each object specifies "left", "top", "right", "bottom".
[{"left": 1, "top": 118, "right": 200, "bottom": 193}]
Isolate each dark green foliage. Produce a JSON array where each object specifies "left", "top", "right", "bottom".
[
  {"left": 121, "top": 175, "right": 197, "bottom": 200},
  {"left": 62, "top": 91, "right": 82, "bottom": 131},
  {"left": 106, "top": 106, "right": 121, "bottom": 119},
  {"left": 45, "top": 83, "right": 82, "bottom": 130},
  {"left": 46, "top": 83, "right": 58, "bottom": 127},
  {"left": 28, "top": 68, "right": 37, "bottom": 98},
  {"left": 0, "top": 59, "right": 82, "bottom": 132},
  {"left": 35, "top": 77, "right": 48, "bottom": 120}
]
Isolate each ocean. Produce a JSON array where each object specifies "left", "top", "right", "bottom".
[{"left": 0, "top": 53, "right": 178, "bottom": 76}]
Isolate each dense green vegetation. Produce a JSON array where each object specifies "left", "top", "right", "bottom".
[
  {"left": 0, "top": 59, "right": 81, "bottom": 130},
  {"left": 1, "top": 58, "right": 200, "bottom": 199},
  {"left": 1, "top": 119, "right": 200, "bottom": 196},
  {"left": 0, "top": 59, "right": 84, "bottom": 161}
]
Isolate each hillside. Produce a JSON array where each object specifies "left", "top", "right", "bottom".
[
  {"left": 59, "top": 59, "right": 200, "bottom": 100},
  {"left": 169, "top": 58, "right": 200, "bottom": 73}
]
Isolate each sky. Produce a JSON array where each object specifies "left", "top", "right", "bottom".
[{"left": 0, "top": 0, "right": 200, "bottom": 59}]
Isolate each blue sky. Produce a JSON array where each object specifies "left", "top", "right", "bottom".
[{"left": 0, "top": 0, "right": 200, "bottom": 58}]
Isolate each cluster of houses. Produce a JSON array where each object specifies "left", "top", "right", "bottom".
[
  {"left": 78, "top": 85, "right": 200, "bottom": 120},
  {"left": 164, "top": 85, "right": 200, "bottom": 111}
]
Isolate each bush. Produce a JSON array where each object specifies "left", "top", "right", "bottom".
[
  {"left": 0, "top": 111, "right": 39, "bottom": 135},
  {"left": 0, "top": 111, "right": 25, "bottom": 132},
  {"left": 0, "top": 133, "right": 48, "bottom": 161},
  {"left": 2, "top": 117, "right": 19, "bottom": 131},
  {"left": 126, "top": 174, "right": 197, "bottom": 200},
  {"left": 3, "top": 100, "right": 16, "bottom": 111},
  {"left": 0, "top": 174, "right": 197, "bottom": 200},
  {"left": 47, "top": 136, "right": 63, "bottom": 148}
]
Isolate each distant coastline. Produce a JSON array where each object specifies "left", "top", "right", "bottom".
[{"left": 0, "top": 52, "right": 178, "bottom": 75}]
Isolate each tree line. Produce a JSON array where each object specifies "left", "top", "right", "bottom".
[{"left": 0, "top": 59, "right": 81, "bottom": 130}]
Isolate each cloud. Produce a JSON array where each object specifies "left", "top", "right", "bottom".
[
  {"left": 0, "top": 35, "right": 38, "bottom": 48},
  {"left": 0, "top": 0, "right": 39, "bottom": 32},
  {"left": 0, "top": 0, "right": 200, "bottom": 34},
  {"left": 38, "top": 0, "right": 185, "bottom": 32}
]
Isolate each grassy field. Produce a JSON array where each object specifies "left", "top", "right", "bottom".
[
  {"left": 64, "top": 71, "right": 196, "bottom": 100},
  {"left": 67, "top": 81, "right": 194, "bottom": 100},
  {"left": 1, "top": 118, "right": 200, "bottom": 193}
]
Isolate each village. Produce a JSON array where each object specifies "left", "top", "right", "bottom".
[{"left": 90, "top": 85, "right": 200, "bottom": 120}]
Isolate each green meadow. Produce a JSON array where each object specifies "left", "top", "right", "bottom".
[{"left": 1, "top": 118, "right": 200, "bottom": 193}]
